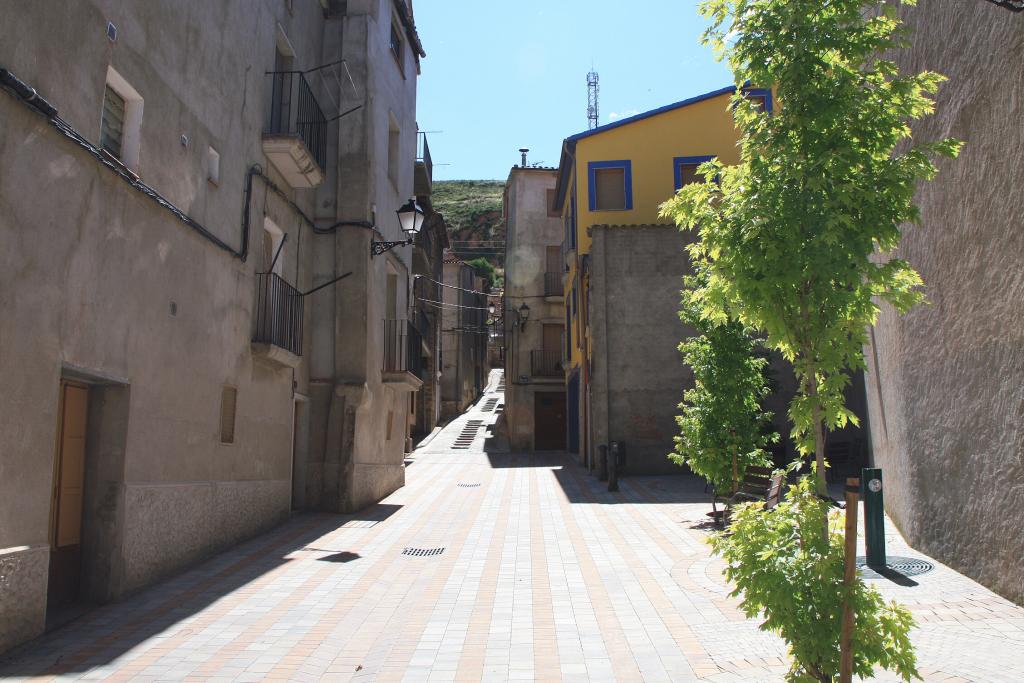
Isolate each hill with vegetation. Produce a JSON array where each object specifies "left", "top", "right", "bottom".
[{"left": 431, "top": 180, "right": 505, "bottom": 280}]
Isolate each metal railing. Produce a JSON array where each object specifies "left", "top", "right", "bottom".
[
  {"left": 544, "top": 271, "right": 563, "bottom": 297},
  {"left": 265, "top": 71, "right": 327, "bottom": 172},
  {"left": 531, "top": 350, "right": 563, "bottom": 377},
  {"left": 416, "top": 131, "right": 432, "bottom": 180},
  {"left": 254, "top": 273, "right": 304, "bottom": 356},
  {"left": 383, "top": 319, "right": 424, "bottom": 376}
]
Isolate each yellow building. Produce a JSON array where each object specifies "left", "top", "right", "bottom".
[{"left": 551, "top": 84, "right": 772, "bottom": 467}]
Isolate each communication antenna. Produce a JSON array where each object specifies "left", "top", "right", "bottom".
[{"left": 587, "top": 70, "right": 599, "bottom": 130}]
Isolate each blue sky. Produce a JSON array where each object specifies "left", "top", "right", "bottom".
[{"left": 414, "top": 1, "right": 733, "bottom": 181}]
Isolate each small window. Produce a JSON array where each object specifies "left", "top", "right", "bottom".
[
  {"left": 387, "top": 118, "right": 400, "bottom": 188},
  {"left": 220, "top": 386, "right": 237, "bottom": 444},
  {"left": 207, "top": 146, "right": 220, "bottom": 185},
  {"left": 743, "top": 88, "right": 774, "bottom": 114},
  {"left": 588, "top": 161, "right": 632, "bottom": 211},
  {"left": 390, "top": 21, "right": 403, "bottom": 70},
  {"left": 102, "top": 67, "right": 144, "bottom": 172},
  {"left": 100, "top": 85, "right": 125, "bottom": 159},
  {"left": 673, "top": 155, "right": 716, "bottom": 190}
]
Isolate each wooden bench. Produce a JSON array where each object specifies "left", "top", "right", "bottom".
[{"left": 712, "top": 466, "right": 785, "bottom": 527}]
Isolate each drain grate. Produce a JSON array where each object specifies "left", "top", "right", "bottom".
[
  {"left": 452, "top": 419, "right": 484, "bottom": 449},
  {"left": 857, "top": 556, "right": 935, "bottom": 578},
  {"left": 402, "top": 547, "right": 445, "bottom": 557},
  {"left": 457, "top": 482, "right": 481, "bottom": 488}
]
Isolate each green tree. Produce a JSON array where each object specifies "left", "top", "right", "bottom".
[
  {"left": 661, "top": 0, "right": 961, "bottom": 494},
  {"left": 711, "top": 476, "right": 919, "bottom": 682},
  {"left": 465, "top": 257, "right": 498, "bottom": 289},
  {"left": 671, "top": 273, "right": 776, "bottom": 494}
]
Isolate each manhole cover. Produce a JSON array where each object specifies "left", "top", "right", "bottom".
[
  {"left": 458, "top": 482, "right": 481, "bottom": 488},
  {"left": 857, "top": 556, "right": 934, "bottom": 578},
  {"left": 402, "top": 547, "right": 445, "bottom": 557}
]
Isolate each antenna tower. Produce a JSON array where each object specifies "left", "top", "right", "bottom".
[{"left": 586, "top": 70, "right": 599, "bottom": 130}]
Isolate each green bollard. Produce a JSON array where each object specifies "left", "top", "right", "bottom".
[{"left": 861, "top": 467, "right": 886, "bottom": 568}]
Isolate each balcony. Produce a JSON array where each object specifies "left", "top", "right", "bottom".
[
  {"left": 262, "top": 71, "right": 327, "bottom": 189},
  {"left": 414, "top": 131, "right": 432, "bottom": 196},
  {"left": 382, "top": 319, "right": 424, "bottom": 390},
  {"left": 252, "top": 272, "right": 303, "bottom": 367},
  {"left": 530, "top": 350, "right": 564, "bottom": 379},
  {"left": 544, "top": 271, "right": 563, "bottom": 301}
]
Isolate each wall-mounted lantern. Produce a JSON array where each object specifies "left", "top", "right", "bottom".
[
  {"left": 371, "top": 199, "right": 425, "bottom": 257},
  {"left": 518, "top": 302, "right": 530, "bottom": 330}
]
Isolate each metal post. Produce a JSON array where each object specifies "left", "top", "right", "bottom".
[
  {"left": 839, "top": 477, "right": 860, "bottom": 683},
  {"left": 608, "top": 441, "right": 619, "bottom": 492},
  {"left": 861, "top": 467, "right": 886, "bottom": 568},
  {"left": 598, "top": 444, "right": 608, "bottom": 482}
]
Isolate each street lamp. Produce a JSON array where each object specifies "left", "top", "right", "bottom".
[
  {"left": 488, "top": 302, "right": 496, "bottom": 316},
  {"left": 518, "top": 302, "right": 530, "bottom": 330},
  {"left": 371, "top": 199, "right": 425, "bottom": 257}
]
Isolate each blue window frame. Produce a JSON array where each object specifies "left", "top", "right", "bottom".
[
  {"left": 587, "top": 160, "right": 633, "bottom": 211},
  {"left": 742, "top": 88, "right": 773, "bottom": 114},
  {"left": 673, "top": 155, "right": 716, "bottom": 191}
]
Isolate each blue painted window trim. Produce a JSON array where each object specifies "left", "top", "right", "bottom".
[
  {"left": 673, "top": 155, "right": 716, "bottom": 191},
  {"left": 587, "top": 160, "right": 633, "bottom": 211},
  {"left": 741, "top": 87, "right": 773, "bottom": 114}
]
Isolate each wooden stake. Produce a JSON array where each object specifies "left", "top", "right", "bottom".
[{"left": 839, "top": 477, "right": 860, "bottom": 683}]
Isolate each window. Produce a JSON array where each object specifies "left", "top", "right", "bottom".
[
  {"left": 673, "top": 155, "right": 716, "bottom": 190},
  {"left": 100, "top": 86, "right": 125, "bottom": 159},
  {"left": 546, "top": 189, "right": 560, "bottom": 218},
  {"left": 390, "top": 20, "right": 403, "bottom": 71},
  {"left": 207, "top": 146, "right": 220, "bottom": 185},
  {"left": 743, "top": 88, "right": 774, "bottom": 114},
  {"left": 101, "top": 67, "right": 144, "bottom": 171},
  {"left": 220, "top": 386, "right": 237, "bottom": 444},
  {"left": 587, "top": 160, "right": 632, "bottom": 211},
  {"left": 387, "top": 117, "right": 400, "bottom": 188}
]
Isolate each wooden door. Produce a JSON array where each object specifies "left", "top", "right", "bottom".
[
  {"left": 534, "top": 392, "right": 566, "bottom": 451},
  {"left": 49, "top": 381, "right": 88, "bottom": 609}
]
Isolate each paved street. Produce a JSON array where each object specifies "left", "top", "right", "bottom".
[{"left": 2, "top": 372, "right": 1023, "bottom": 682}]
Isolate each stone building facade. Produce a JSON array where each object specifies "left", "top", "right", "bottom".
[
  {"left": 862, "top": 0, "right": 1024, "bottom": 603},
  {"left": 502, "top": 167, "right": 567, "bottom": 451},
  {"left": 0, "top": 0, "right": 429, "bottom": 653},
  {"left": 440, "top": 254, "right": 488, "bottom": 418}
]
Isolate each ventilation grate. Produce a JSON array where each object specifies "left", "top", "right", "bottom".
[
  {"left": 457, "top": 482, "right": 481, "bottom": 488},
  {"left": 857, "top": 556, "right": 935, "bottom": 578},
  {"left": 402, "top": 547, "right": 445, "bottom": 557}
]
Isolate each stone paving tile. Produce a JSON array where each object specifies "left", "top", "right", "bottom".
[{"left": 2, "top": 369, "right": 1023, "bottom": 682}]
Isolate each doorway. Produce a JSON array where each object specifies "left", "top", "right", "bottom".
[
  {"left": 291, "top": 396, "right": 310, "bottom": 511},
  {"left": 48, "top": 381, "right": 89, "bottom": 611},
  {"left": 534, "top": 391, "right": 566, "bottom": 451}
]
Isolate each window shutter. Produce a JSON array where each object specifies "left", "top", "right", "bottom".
[
  {"left": 100, "top": 85, "right": 126, "bottom": 159},
  {"left": 594, "top": 168, "right": 625, "bottom": 210}
]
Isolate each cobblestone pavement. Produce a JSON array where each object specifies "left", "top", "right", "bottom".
[{"left": 3, "top": 371, "right": 1023, "bottom": 682}]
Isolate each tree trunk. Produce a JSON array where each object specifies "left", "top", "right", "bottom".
[{"left": 805, "top": 373, "right": 827, "bottom": 496}]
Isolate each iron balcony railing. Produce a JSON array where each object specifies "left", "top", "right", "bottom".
[
  {"left": 416, "top": 131, "right": 432, "bottom": 181},
  {"left": 265, "top": 71, "right": 327, "bottom": 172},
  {"left": 531, "top": 350, "right": 563, "bottom": 377},
  {"left": 544, "top": 271, "right": 563, "bottom": 297},
  {"left": 254, "top": 272, "right": 304, "bottom": 356},
  {"left": 383, "top": 319, "right": 424, "bottom": 376}
]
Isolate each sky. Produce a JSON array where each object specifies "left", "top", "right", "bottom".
[{"left": 413, "top": 0, "right": 733, "bottom": 181}]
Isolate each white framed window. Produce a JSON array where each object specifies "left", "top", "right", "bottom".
[
  {"left": 102, "top": 66, "right": 144, "bottom": 172},
  {"left": 207, "top": 146, "right": 221, "bottom": 185}
]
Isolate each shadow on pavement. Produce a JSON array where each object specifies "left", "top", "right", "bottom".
[{"left": 0, "top": 501, "right": 395, "bottom": 676}]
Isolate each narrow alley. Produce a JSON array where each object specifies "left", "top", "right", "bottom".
[{"left": 1, "top": 372, "right": 1022, "bottom": 683}]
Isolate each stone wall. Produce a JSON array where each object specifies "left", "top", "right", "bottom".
[{"left": 863, "top": 0, "right": 1024, "bottom": 603}]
